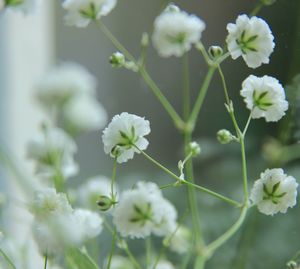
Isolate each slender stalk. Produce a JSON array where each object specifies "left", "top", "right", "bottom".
[
  {"left": 0, "top": 248, "right": 17, "bottom": 269},
  {"left": 183, "top": 54, "right": 190, "bottom": 121},
  {"left": 240, "top": 138, "right": 249, "bottom": 203},
  {"left": 44, "top": 253, "right": 48, "bottom": 269},
  {"left": 106, "top": 230, "right": 117, "bottom": 269},
  {"left": 123, "top": 242, "right": 143, "bottom": 269},
  {"left": 188, "top": 67, "right": 216, "bottom": 130},
  {"left": 96, "top": 21, "right": 184, "bottom": 130},
  {"left": 145, "top": 237, "right": 152, "bottom": 268},
  {"left": 181, "top": 180, "right": 241, "bottom": 208},
  {"left": 110, "top": 158, "right": 118, "bottom": 201},
  {"left": 242, "top": 112, "right": 252, "bottom": 137},
  {"left": 250, "top": 2, "right": 264, "bottom": 16},
  {"left": 205, "top": 205, "right": 248, "bottom": 257}
]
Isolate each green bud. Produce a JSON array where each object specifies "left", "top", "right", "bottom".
[
  {"left": 97, "top": 195, "right": 113, "bottom": 211},
  {"left": 217, "top": 129, "right": 234, "bottom": 144},
  {"left": 208, "top": 45, "right": 223, "bottom": 59},
  {"left": 109, "top": 52, "right": 125, "bottom": 68},
  {"left": 164, "top": 3, "right": 180, "bottom": 13},
  {"left": 188, "top": 141, "right": 201, "bottom": 157}
]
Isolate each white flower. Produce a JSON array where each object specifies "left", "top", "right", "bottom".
[
  {"left": 63, "top": 95, "right": 107, "bottom": 132},
  {"left": 240, "top": 75, "right": 288, "bottom": 122},
  {"left": 63, "top": 0, "right": 117, "bottom": 28},
  {"left": 107, "top": 255, "right": 132, "bottom": 269},
  {"left": 250, "top": 168, "right": 298, "bottom": 215},
  {"left": 113, "top": 182, "right": 177, "bottom": 239},
  {"left": 36, "top": 62, "right": 97, "bottom": 109},
  {"left": 102, "top": 112, "right": 151, "bottom": 163},
  {"left": 168, "top": 226, "right": 192, "bottom": 254},
  {"left": 226, "top": 14, "right": 275, "bottom": 68},
  {"left": 152, "top": 260, "right": 175, "bottom": 269},
  {"left": 73, "top": 209, "right": 103, "bottom": 239},
  {"left": 78, "top": 176, "right": 113, "bottom": 209},
  {"left": 27, "top": 127, "right": 78, "bottom": 179},
  {"left": 32, "top": 188, "right": 73, "bottom": 217},
  {"left": 152, "top": 7, "right": 205, "bottom": 57}
]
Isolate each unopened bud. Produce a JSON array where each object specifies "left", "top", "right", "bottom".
[
  {"left": 97, "top": 195, "right": 113, "bottom": 211},
  {"left": 217, "top": 129, "right": 234, "bottom": 144},
  {"left": 208, "top": 46, "right": 223, "bottom": 59},
  {"left": 141, "top": 32, "right": 149, "bottom": 47},
  {"left": 188, "top": 141, "right": 201, "bottom": 157},
  {"left": 164, "top": 3, "right": 180, "bottom": 13},
  {"left": 109, "top": 52, "right": 125, "bottom": 68}
]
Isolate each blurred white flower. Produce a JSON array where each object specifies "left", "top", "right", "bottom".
[
  {"left": 78, "top": 176, "right": 114, "bottom": 209},
  {"left": 152, "top": 6, "right": 205, "bottom": 57},
  {"left": 241, "top": 75, "right": 288, "bottom": 122},
  {"left": 152, "top": 260, "right": 176, "bottom": 269},
  {"left": 27, "top": 127, "right": 78, "bottom": 179},
  {"left": 107, "top": 255, "right": 132, "bottom": 269},
  {"left": 102, "top": 112, "right": 150, "bottom": 163},
  {"left": 113, "top": 182, "right": 177, "bottom": 239},
  {"left": 63, "top": 95, "right": 107, "bottom": 132},
  {"left": 73, "top": 209, "right": 103, "bottom": 239},
  {"left": 168, "top": 226, "right": 192, "bottom": 254},
  {"left": 36, "top": 62, "right": 97, "bottom": 109},
  {"left": 250, "top": 168, "right": 298, "bottom": 215},
  {"left": 226, "top": 14, "right": 275, "bottom": 68},
  {"left": 63, "top": 0, "right": 117, "bottom": 28}
]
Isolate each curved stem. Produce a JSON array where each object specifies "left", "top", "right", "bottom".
[
  {"left": 205, "top": 205, "right": 248, "bottom": 257},
  {"left": 110, "top": 158, "right": 118, "bottom": 202},
  {"left": 0, "top": 248, "right": 17, "bottom": 269}
]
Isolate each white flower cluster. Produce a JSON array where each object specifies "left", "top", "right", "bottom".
[
  {"left": 63, "top": 0, "right": 117, "bottom": 27},
  {"left": 250, "top": 168, "right": 298, "bottom": 215},
  {"left": 102, "top": 112, "right": 150, "bottom": 163},
  {"left": 241, "top": 75, "right": 288, "bottom": 122},
  {"left": 113, "top": 182, "right": 177, "bottom": 239},
  {"left": 36, "top": 62, "right": 107, "bottom": 133},
  {"left": 32, "top": 188, "right": 103, "bottom": 254},
  {"left": 226, "top": 14, "right": 275, "bottom": 68},
  {"left": 152, "top": 4, "right": 205, "bottom": 57},
  {"left": 27, "top": 126, "right": 78, "bottom": 180}
]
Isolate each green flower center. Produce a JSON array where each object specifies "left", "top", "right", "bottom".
[
  {"left": 236, "top": 30, "right": 258, "bottom": 54},
  {"left": 79, "top": 2, "right": 98, "bottom": 20},
  {"left": 129, "top": 203, "right": 153, "bottom": 226},
  {"left": 263, "top": 181, "right": 287, "bottom": 204},
  {"left": 253, "top": 90, "right": 273, "bottom": 111},
  {"left": 167, "top": 32, "right": 187, "bottom": 44}
]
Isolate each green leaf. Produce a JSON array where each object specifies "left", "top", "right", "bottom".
[{"left": 66, "top": 248, "right": 100, "bottom": 269}]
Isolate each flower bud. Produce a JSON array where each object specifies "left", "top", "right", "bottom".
[
  {"left": 97, "top": 195, "right": 113, "bottom": 211},
  {"left": 217, "top": 129, "right": 234, "bottom": 144},
  {"left": 109, "top": 52, "right": 125, "bottom": 68},
  {"left": 208, "top": 45, "right": 223, "bottom": 59},
  {"left": 164, "top": 3, "right": 180, "bottom": 13},
  {"left": 141, "top": 32, "right": 149, "bottom": 47},
  {"left": 188, "top": 141, "right": 201, "bottom": 157}
]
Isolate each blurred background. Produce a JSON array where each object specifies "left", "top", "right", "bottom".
[{"left": 0, "top": 0, "right": 300, "bottom": 268}]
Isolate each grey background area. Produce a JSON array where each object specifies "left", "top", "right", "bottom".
[{"left": 54, "top": 1, "right": 300, "bottom": 269}]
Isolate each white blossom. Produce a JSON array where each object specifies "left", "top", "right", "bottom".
[
  {"left": 152, "top": 6, "right": 205, "bottom": 57},
  {"left": 240, "top": 75, "right": 288, "bottom": 122},
  {"left": 152, "top": 260, "right": 176, "bottom": 269},
  {"left": 226, "top": 14, "right": 275, "bottom": 68},
  {"left": 63, "top": 0, "right": 117, "bottom": 28},
  {"left": 73, "top": 209, "right": 103, "bottom": 239},
  {"left": 168, "top": 226, "right": 192, "bottom": 254},
  {"left": 113, "top": 182, "right": 177, "bottom": 239},
  {"left": 250, "top": 168, "right": 298, "bottom": 215},
  {"left": 36, "top": 62, "right": 97, "bottom": 109},
  {"left": 63, "top": 95, "right": 107, "bottom": 132},
  {"left": 27, "top": 127, "right": 78, "bottom": 179},
  {"left": 78, "top": 176, "right": 113, "bottom": 209},
  {"left": 102, "top": 112, "right": 150, "bottom": 163}
]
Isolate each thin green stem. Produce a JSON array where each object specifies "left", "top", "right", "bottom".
[
  {"left": 123, "top": 242, "right": 143, "bottom": 269},
  {"left": 0, "top": 248, "right": 17, "bottom": 269},
  {"left": 240, "top": 138, "right": 249, "bottom": 203},
  {"left": 146, "top": 237, "right": 152, "bottom": 268},
  {"left": 188, "top": 66, "right": 216, "bottom": 130},
  {"left": 181, "top": 180, "right": 241, "bottom": 208},
  {"left": 183, "top": 54, "right": 190, "bottom": 121},
  {"left": 250, "top": 2, "right": 264, "bottom": 16},
  {"left": 44, "top": 253, "right": 48, "bottom": 269},
  {"left": 242, "top": 111, "right": 253, "bottom": 137},
  {"left": 205, "top": 205, "right": 248, "bottom": 257},
  {"left": 137, "top": 147, "right": 240, "bottom": 207},
  {"left": 110, "top": 158, "right": 118, "bottom": 202},
  {"left": 96, "top": 20, "right": 184, "bottom": 130},
  {"left": 106, "top": 230, "right": 117, "bottom": 269},
  {"left": 195, "top": 42, "right": 213, "bottom": 66}
]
